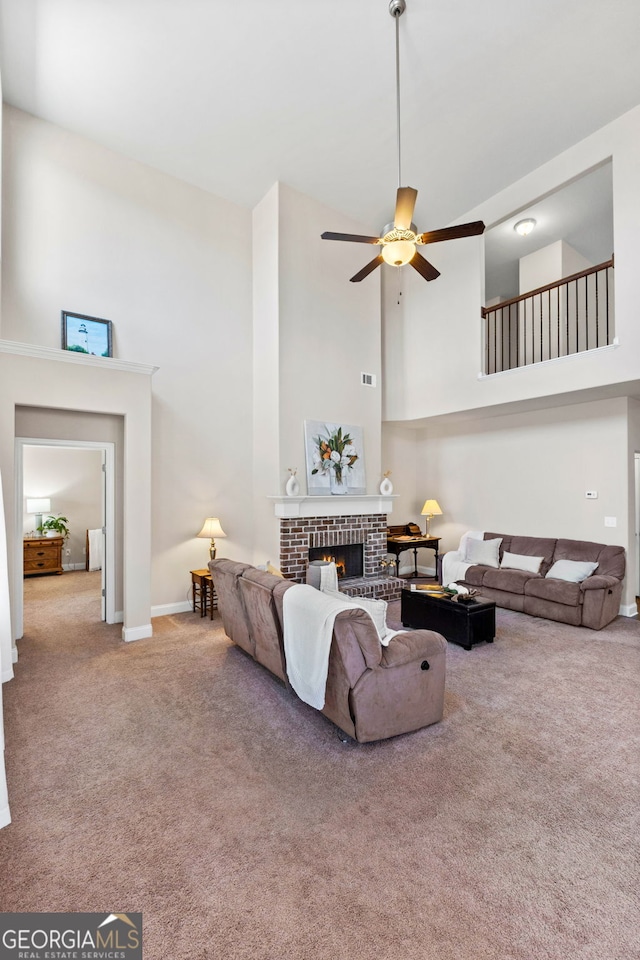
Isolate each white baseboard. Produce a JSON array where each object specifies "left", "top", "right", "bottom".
[
  {"left": 619, "top": 603, "right": 637, "bottom": 618},
  {"left": 1, "top": 665, "right": 14, "bottom": 683},
  {"left": 11, "top": 645, "right": 17, "bottom": 663},
  {"left": 63, "top": 562, "right": 87, "bottom": 571},
  {"left": 0, "top": 803, "right": 11, "bottom": 830},
  {"left": 122, "top": 624, "right": 153, "bottom": 642},
  {"left": 151, "top": 600, "right": 192, "bottom": 618}
]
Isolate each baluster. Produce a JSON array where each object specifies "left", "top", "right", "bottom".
[{"left": 595, "top": 268, "right": 599, "bottom": 347}]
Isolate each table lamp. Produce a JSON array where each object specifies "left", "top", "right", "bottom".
[
  {"left": 27, "top": 497, "right": 51, "bottom": 533},
  {"left": 420, "top": 499, "right": 442, "bottom": 537},
  {"left": 197, "top": 517, "right": 227, "bottom": 560}
]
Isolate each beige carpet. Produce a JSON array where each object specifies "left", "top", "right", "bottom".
[{"left": 1, "top": 571, "right": 639, "bottom": 960}]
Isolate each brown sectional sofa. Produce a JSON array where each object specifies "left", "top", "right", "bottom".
[
  {"left": 452, "top": 532, "right": 625, "bottom": 629},
  {"left": 209, "top": 558, "right": 447, "bottom": 743}
]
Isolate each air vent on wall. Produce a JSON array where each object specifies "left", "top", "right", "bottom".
[{"left": 361, "top": 372, "right": 377, "bottom": 387}]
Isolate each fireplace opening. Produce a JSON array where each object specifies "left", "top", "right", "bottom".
[{"left": 308, "top": 544, "right": 364, "bottom": 580}]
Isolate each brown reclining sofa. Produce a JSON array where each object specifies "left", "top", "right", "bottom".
[
  {"left": 209, "top": 558, "right": 447, "bottom": 743},
  {"left": 451, "top": 532, "right": 625, "bottom": 629}
]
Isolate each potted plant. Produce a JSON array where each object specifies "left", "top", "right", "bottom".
[{"left": 38, "top": 515, "right": 70, "bottom": 541}]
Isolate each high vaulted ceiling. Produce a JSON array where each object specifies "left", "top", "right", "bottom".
[{"left": 1, "top": 0, "right": 639, "bottom": 235}]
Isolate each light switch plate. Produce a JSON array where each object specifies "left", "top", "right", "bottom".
[
  {"left": 585, "top": 491, "right": 598, "bottom": 499},
  {"left": 604, "top": 516, "right": 617, "bottom": 527}
]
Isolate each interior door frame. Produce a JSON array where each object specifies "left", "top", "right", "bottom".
[{"left": 14, "top": 438, "right": 116, "bottom": 638}]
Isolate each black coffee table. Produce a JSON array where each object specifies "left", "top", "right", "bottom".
[{"left": 401, "top": 588, "right": 495, "bottom": 650}]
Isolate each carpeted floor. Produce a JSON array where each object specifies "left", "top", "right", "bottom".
[{"left": 1, "top": 571, "right": 639, "bottom": 959}]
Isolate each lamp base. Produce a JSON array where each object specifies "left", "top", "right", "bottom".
[
  {"left": 209, "top": 541, "right": 217, "bottom": 561},
  {"left": 425, "top": 516, "right": 433, "bottom": 538}
]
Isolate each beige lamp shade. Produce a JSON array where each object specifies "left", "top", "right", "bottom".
[
  {"left": 420, "top": 499, "right": 442, "bottom": 538},
  {"left": 197, "top": 517, "right": 227, "bottom": 560},
  {"left": 197, "top": 517, "right": 227, "bottom": 540}
]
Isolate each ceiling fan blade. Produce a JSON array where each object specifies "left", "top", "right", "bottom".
[
  {"left": 350, "top": 255, "right": 384, "bottom": 283},
  {"left": 410, "top": 251, "right": 441, "bottom": 282},
  {"left": 394, "top": 187, "right": 418, "bottom": 231},
  {"left": 321, "top": 231, "right": 380, "bottom": 244},
  {"left": 417, "top": 220, "right": 486, "bottom": 245}
]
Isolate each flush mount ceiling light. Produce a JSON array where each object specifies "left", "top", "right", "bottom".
[
  {"left": 321, "top": 0, "right": 485, "bottom": 283},
  {"left": 514, "top": 218, "right": 537, "bottom": 237}
]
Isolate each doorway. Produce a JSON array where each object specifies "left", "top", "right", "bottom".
[
  {"left": 635, "top": 452, "right": 640, "bottom": 599},
  {"left": 14, "top": 438, "right": 116, "bottom": 639}
]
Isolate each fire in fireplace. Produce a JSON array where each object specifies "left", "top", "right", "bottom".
[{"left": 308, "top": 544, "right": 364, "bottom": 580}]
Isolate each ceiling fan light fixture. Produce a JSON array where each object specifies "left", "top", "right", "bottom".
[
  {"left": 382, "top": 239, "right": 416, "bottom": 266},
  {"left": 320, "top": 0, "right": 485, "bottom": 283},
  {"left": 514, "top": 218, "right": 537, "bottom": 237}
]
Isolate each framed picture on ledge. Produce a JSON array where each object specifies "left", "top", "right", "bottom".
[{"left": 61, "top": 311, "right": 113, "bottom": 358}]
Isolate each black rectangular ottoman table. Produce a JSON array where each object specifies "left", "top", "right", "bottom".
[{"left": 401, "top": 588, "right": 496, "bottom": 650}]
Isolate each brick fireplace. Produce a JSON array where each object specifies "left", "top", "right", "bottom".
[{"left": 278, "top": 509, "right": 403, "bottom": 601}]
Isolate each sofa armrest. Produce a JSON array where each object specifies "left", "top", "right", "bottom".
[
  {"left": 580, "top": 574, "right": 620, "bottom": 591},
  {"left": 381, "top": 630, "right": 447, "bottom": 668}
]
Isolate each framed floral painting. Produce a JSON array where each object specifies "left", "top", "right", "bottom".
[{"left": 304, "top": 420, "right": 366, "bottom": 496}]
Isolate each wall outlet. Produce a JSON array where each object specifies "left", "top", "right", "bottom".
[
  {"left": 585, "top": 491, "right": 598, "bottom": 499},
  {"left": 604, "top": 516, "right": 617, "bottom": 527}
]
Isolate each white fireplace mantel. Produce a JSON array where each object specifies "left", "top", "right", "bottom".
[{"left": 269, "top": 494, "right": 398, "bottom": 519}]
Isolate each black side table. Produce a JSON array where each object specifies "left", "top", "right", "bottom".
[{"left": 386, "top": 536, "right": 440, "bottom": 578}]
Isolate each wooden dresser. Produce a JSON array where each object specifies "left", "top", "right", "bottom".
[{"left": 23, "top": 536, "right": 64, "bottom": 577}]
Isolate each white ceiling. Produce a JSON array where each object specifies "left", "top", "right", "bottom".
[
  {"left": 484, "top": 162, "right": 614, "bottom": 302},
  {"left": 0, "top": 0, "right": 639, "bottom": 237}
]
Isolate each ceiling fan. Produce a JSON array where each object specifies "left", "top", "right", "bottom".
[{"left": 321, "top": 0, "right": 485, "bottom": 284}]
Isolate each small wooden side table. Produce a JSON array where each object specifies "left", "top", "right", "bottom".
[{"left": 190, "top": 568, "right": 217, "bottom": 619}]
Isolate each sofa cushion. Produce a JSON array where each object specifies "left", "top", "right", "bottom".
[
  {"left": 322, "top": 590, "right": 389, "bottom": 643},
  {"left": 463, "top": 564, "right": 488, "bottom": 587},
  {"left": 524, "top": 576, "right": 582, "bottom": 606},
  {"left": 508, "top": 536, "right": 557, "bottom": 575},
  {"left": 483, "top": 567, "right": 538, "bottom": 595},
  {"left": 546, "top": 559, "right": 598, "bottom": 583},
  {"left": 554, "top": 539, "right": 625, "bottom": 580},
  {"left": 500, "top": 551, "right": 544, "bottom": 574},
  {"left": 465, "top": 537, "right": 502, "bottom": 568}
]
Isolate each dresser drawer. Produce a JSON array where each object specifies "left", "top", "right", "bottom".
[
  {"left": 24, "top": 557, "right": 61, "bottom": 572},
  {"left": 23, "top": 544, "right": 59, "bottom": 560}
]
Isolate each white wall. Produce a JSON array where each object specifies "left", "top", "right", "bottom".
[
  {"left": 383, "top": 104, "right": 640, "bottom": 424},
  {"left": 0, "top": 346, "right": 153, "bottom": 660},
  {"left": 22, "top": 445, "right": 103, "bottom": 567},
  {"left": 519, "top": 239, "right": 591, "bottom": 293},
  {"left": 252, "top": 182, "right": 383, "bottom": 563},
  {"left": 406, "top": 397, "right": 633, "bottom": 606},
  {"left": 1, "top": 107, "right": 254, "bottom": 609}
]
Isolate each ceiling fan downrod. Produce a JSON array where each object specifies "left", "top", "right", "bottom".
[
  {"left": 319, "top": 0, "right": 485, "bottom": 283},
  {"left": 389, "top": 0, "right": 406, "bottom": 190}
]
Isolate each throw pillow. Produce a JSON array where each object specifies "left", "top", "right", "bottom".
[
  {"left": 500, "top": 551, "right": 544, "bottom": 575},
  {"left": 465, "top": 537, "right": 502, "bottom": 568},
  {"left": 324, "top": 590, "right": 389, "bottom": 643},
  {"left": 546, "top": 559, "right": 598, "bottom": 583},
  {"left": 266, "top": 562, "right": 284, "bottom": 578}
]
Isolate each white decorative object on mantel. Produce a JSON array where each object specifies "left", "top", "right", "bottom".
[
  {"left": 379, "top": 471, "right": 393, "bottom": 496},
  {"left": 269, "top": 494, "right": 397, "bottom": 519},
  {"left": 285, "top": 468, "right": 300, "bottom": 497}
]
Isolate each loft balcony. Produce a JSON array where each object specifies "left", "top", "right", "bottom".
[{"left": 482, "top": 257, "right": 614, "bottom": 375}]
